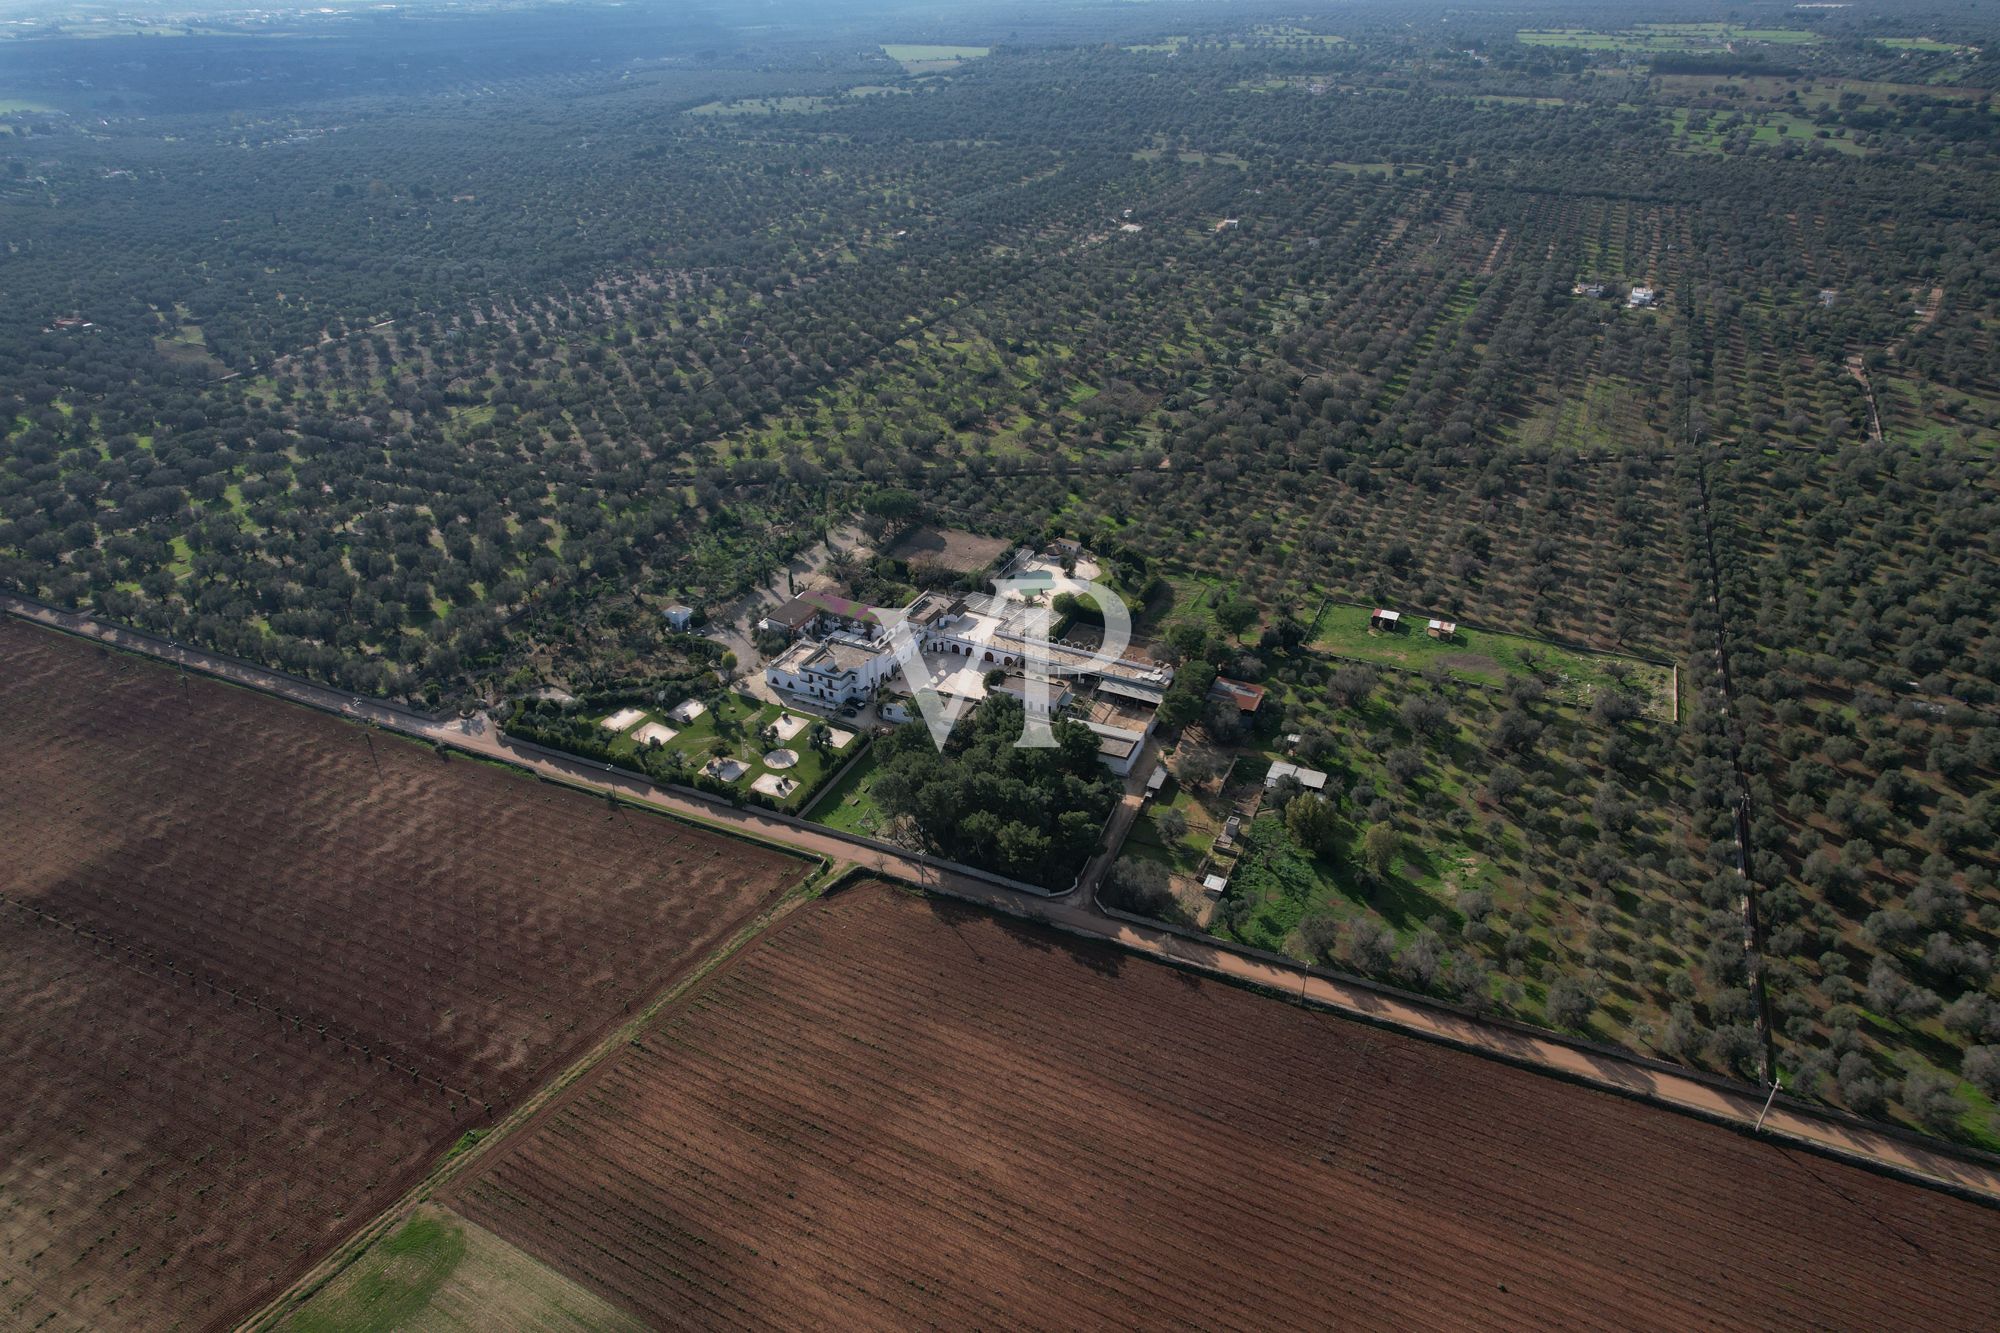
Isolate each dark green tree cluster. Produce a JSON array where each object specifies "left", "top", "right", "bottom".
[{"left": 871, "top": 695, "right": 1118, "bottom": 887}]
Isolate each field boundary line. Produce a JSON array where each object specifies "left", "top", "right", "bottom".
[
  {"left": 0, "top": 591, "right": 451, "bottom": 721},
  {"left": 234, "top": 868, "right": 839, "bottom": 1333},
  {"left": 0, "top": 593, "right": 1071, "bottom": 895},
  {"left": 916, "top": 879, "right": 2000, "bottom": 1208},
  {"left": 497, "top": 732, "right": 835, "bottom": 867},
  {"left": 0, "top": 596, "right": 839, "bottom": 869}
]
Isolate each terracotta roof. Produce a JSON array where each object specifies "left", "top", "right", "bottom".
[{"left": 1207, "top": 676, "right": 1267, "bottom": 713}]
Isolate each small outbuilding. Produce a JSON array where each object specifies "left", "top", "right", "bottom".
[
  {"left": 1207, "top": 676, "right": 1267, "bottom": 715},
  {"left": 1265, "top": 760, "right": 1329, "bottom": 792},
  {"left": 664, "top": 604, "right": 695, "bottom": 630},
  {"left": 1089, "top": 724, "right": 1144, "bottom": 777},
  {"left": 758, "top": 596, "right": 822, "bottom": 639},
  {"left": 1426, "top": 618, "right": 1457, "bottom": 640},
  {"left": 1370, "top": 608, "right": 1403, "bottom": 632}
]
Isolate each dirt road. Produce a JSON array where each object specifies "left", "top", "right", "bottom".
[
  {"left": 7, "top": 594, "right": 1999, "bottom": 1206},
  {"left": 1072, "top": 737, "right": 1158, "bottom": 900}
]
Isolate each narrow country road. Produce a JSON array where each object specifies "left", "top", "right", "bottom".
[{"left": 6, "top": 594, "right": 2000, "bottom": 1206}]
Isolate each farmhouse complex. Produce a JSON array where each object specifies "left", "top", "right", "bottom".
[{"left": 762, "top": 545, "right": 1172, "bottom": 773}]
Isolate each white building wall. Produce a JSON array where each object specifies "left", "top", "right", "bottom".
[{"left": 764, "top": 639, "right": 903, "bottom": 705}]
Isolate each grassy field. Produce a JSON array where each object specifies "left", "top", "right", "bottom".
[
  {"left": 806, "top": 744, "right": 890, "bottom": 836},
  {"left": 1656, "top": 108, "right": 1866, "bottom": 157},
  {"left": 153, "top": 321, "right": 227, "bottom": 375},
  {"left": 1121, "top": 772, "right": 1238, "bottom": 929},
  {"left": 1145, "top": 744, "right": 1496, "bottom": 963},
  {"left": 1519, "top": 24, "right": 1821, "bottom": 52},
  {"left": 1128, "top": 779, "right": 1224, "bottom": 878},
  {"left": 281, "top": 1204, "right": 640, "bottom": 1332},
  {"left": 883, "top": 43, "right": 989, "bottom": 72},
  {"left": 1133, "top": 655, "right": 1697, "bottom": 1049},
  {"left": 1310, "top": 603, "right": 1675, "bottom": 718},
  {"left": 1220, "top": 811, "right": 1483, "bottom": 958}
]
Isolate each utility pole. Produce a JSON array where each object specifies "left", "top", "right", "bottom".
[{"left": 1754, "top": 1081, "right": 1780, "bottom": 1132}]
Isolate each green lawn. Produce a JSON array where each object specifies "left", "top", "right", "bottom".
[
  {"left": 600, "top": 693, "right": 855, "bottom": 812},
  {"left": 807, "top": 744, "right": 891, "bottom": 836},
  {"left": 1310, "top": 603, "right": 1674, "bottom": 718},
  {"left": 1127, "top": 779, "right": 1224, "bottom": 878},
  {"left": 1218, "top": 813, "right": 1472, "bottom": 956},
  {"left": 280, "top": 1203, "right": 642, "bottom": 1332}
]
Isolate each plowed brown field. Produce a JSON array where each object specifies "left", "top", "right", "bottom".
[
  {"left": 0, "top": 621, "right": 808, "bottom": 1332},
  {"left": 451, "top": 880, "right": 2000, "bottom": 1331}
]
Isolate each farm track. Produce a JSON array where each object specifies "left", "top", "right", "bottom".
[
  {"left": 7, "top": 600, "right": 2000, "bottom": 1214},
  {"left": 0, "top": 620, "right": 809, "bottom": 1332},
  {"left": 446, "top": 883, "right": 2000, "bottom": 1331}
]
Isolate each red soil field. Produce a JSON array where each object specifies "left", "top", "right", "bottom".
[
  {"left": 452, "top": 880, "right": 2000, "bottom": 1331},
  {"left": 0, "top": 621, "right": 809, "bottom": 1332}
]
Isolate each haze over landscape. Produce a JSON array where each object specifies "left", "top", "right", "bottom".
[{"left": 3, "top": 0, "right": 1999, "bottom": 1326}]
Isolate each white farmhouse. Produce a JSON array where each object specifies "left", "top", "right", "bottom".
[{"left": 764, "top": 635, "right": 901, "bottom": 707}]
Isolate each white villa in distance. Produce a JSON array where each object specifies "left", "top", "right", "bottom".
[{"left": 762, "top": 543, "right": 1171, "bottom": 774}]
